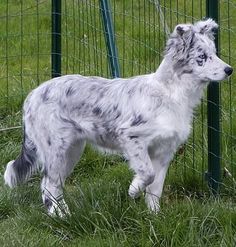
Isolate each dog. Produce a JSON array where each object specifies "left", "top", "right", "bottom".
[{"left": 4, "top": 19, "right": 233, "bottom": 216}]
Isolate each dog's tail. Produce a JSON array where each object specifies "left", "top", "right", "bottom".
[{"left": 4, "top": 127, "right": 38, "bottom": 188}]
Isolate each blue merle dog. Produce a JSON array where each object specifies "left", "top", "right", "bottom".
[{"left": 4, "top": 19, "right": 233, "bottom": 216}]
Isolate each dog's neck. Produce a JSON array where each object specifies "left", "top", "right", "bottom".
[
  {"left": 154, "top": 56, "right": 175, "bottom": 83},
  {"left": 154, "top": 56, "right": 207, "bottom": 109}
]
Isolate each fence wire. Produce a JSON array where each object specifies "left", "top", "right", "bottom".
[{"left": 0, "top": 0, "right": 235, "bottom": 194}]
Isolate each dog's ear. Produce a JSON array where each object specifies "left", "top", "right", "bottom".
[
  {"left": 165, "top": 24, "right": 194, "bottom": 59},
  {"left": 172, "top": 24, "right": 194, "bottom": 45},
  {"left": 194, "top": 18, "right": 218, "bottom": 40},
  {"left": 173, "top": 24, "right": 193, "bottom": 37}
]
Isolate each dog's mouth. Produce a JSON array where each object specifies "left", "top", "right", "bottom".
[{"left": 205, "top": 71, "right": 233, "bottom": 82}]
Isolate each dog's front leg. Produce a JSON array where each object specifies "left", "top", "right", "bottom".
[
  {"left": 145, "top": 147, "right": 175, "bottom": 213},
  {"left": 123, "top": 143, "right": 155, "bottom": 199},
  {"left": 145, "top": 157, "right": 170, "bottom": 213}
]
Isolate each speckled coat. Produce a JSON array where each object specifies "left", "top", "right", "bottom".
[{"left": 4, "top": 18, "right": 233, "bottom": 216}]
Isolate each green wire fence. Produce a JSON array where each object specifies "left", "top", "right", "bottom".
[{"left": 0, "top": 0, "right": 235, "bottom": 195}]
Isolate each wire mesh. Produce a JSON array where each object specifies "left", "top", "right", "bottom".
[
  {"left": 0, "top": 0, "right": 51, "bottom": 117},
  {"left": 0, "top": 0, "right": 235, "bottom": 193},
  {"left": 219, "top": 0, "right": 236, "bottom": 193}
]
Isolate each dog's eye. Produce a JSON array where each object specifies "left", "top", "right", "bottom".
[{"left": 199, "top": 54, "right": 207, "bottom": 60}]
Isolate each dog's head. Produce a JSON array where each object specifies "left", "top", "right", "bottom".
[{"left": 165, "top": 18, "right": 233, "bottom": 82}]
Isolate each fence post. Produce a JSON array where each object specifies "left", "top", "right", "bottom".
[
  {"left": 51, "top": 0, "right": 61, "bottom": 78},
  {"left": 206, "top": 0, "right": 220, "bottom": 195},
  {"left": 99, "top": 0, "right": 120, "bottom": 78}
]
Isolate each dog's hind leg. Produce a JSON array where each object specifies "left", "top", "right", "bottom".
[
  {"left": 123, "top": 141, "right": 155, "bottom": 199},
  {"left": 41, "top": 139, "right": 86, "bottom": 217}
]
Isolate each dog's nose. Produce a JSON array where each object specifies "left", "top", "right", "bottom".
[{"left": 224, "top": 67, "right": 233, "bottom": 76}]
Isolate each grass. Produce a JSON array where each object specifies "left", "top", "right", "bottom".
[
  {"left": 0, "top": 0, "right": 236, "bottom": 246},
  {"left": 0, "top": 163, "right": 235, "bottom": 246}
]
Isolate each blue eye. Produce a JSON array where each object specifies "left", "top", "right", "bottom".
[{"left": 199, "top": 54, "right": 207, "bottom": 60}]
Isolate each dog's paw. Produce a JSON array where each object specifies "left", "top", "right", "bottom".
[
  {"left": 145, "top": 193, "right": 160, "bottom": 213},
  {"left": 128, "top": 185, "right": 142, "bottom": 199},
  {"left": 128, "top": 176, "right": 146, "bottom": 199}
]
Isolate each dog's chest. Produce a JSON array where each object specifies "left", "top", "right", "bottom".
[{"left": 154, "top": 105, "right": 192, "bottom": 144}]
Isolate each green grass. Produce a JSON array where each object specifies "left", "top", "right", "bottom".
[
  {"left": 0, "top": 162, "right": 235, "bottom": 246},
  {"left": 0, "top": 0, "right": 236, "bottom": 246}
]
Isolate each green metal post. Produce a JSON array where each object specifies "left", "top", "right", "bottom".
[
  {"left": 206, "top": 0, "right": 220, "bottom": 195},
  {"left": 99, "top": 0, "right": 120, "bottom": 78},
  {"left": 52, "top": 0, "right": 61, "bottom": 78}
]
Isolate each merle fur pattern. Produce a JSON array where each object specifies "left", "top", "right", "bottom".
[{"left": 4, "top": 19, "right": 233, "bottom": 216}]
